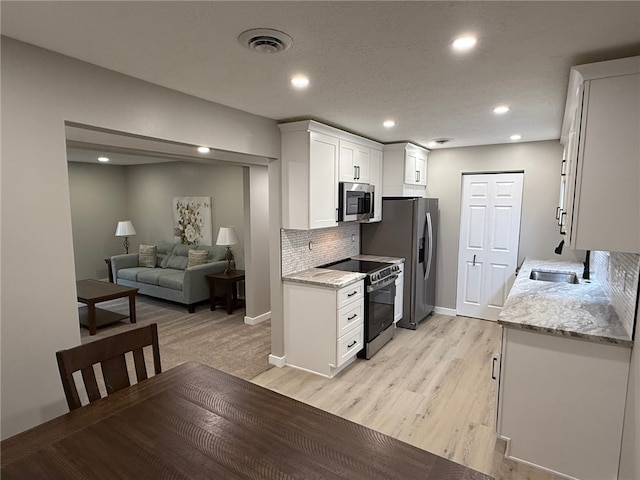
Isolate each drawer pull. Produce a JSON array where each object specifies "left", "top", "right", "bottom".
[
  {"left": 347, "top": 314, "right": 357, "bottom": 321},
  {"left": 347, "top": 291, "right": 358, "bottom": 297},
  {"left": 347, "top": 340, "right": 357, "bottom": 348}
]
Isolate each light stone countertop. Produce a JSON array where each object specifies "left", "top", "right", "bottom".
[
  {"left": 352, "top": 254, "right": 405, "bottom": 264},
  {"left": 282, "top": 268, "right": 366, "bottom": 289},
  {"left": 498, "top": 258, "right": 632, "bottom": 347}
]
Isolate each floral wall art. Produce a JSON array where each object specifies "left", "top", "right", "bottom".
[{"left": 173, "top": 196, "right": 212, "bottom": 245}]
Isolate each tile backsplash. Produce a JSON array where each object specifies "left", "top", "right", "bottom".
[
  {"left": 592, "top": 251, "right": 639, "bottom": 338},
  {"left": 281, "top": 223, "right": 360, "bottom": 276}
]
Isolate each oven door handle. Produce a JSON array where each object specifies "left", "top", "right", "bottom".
[{"left": 367, "top": 274, "right": 398, "bottom": 292}]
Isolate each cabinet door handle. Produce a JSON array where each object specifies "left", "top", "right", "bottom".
[
  {"left": 416, "top": 170, "right": 420, "bottom": 183},
  {"left": 336, "top": 208, "right": 339, "bottom": 221},
  {"left": 561, "top": 159, "right": 567, "bottom": 176},
  {"left": 472, "top": 254, "right": 476, "bottom": 266},
  {"left": 347, "top": 340, "right": 357, "bottom": 348},
  {"left": 491, "top": 356, "right": 498, "bottom": 380},
  {"left": 347, "top": 291, "right": 358, "bottom": 297},
  {"left": 555, "top": 206, "right": 561, "bottom": 220},
  {"left": 347, "top": 314, "right": 357, "bottom": 320}
]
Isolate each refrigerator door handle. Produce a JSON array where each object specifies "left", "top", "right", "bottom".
[{"left": 425, "top": 211, "right": 433, "bottom": 280}]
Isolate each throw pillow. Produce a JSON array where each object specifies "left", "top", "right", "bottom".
[
  {"left": 138, "top": 244, "right": 157, "bottom": 268},
  {"left": 187, "top": 249, "right": 209, "bottom": 268}
]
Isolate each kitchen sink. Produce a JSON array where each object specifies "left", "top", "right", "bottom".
[{"left": 529, "top": 269, "right": 579, "bottom": 284}]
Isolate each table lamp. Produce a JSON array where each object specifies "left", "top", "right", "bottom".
[
  {"left": 115, "top": 220, "right": 136, "bottom": 254},
  {"left": 216, "top": 226, "right": 239, "bottom": 275}
]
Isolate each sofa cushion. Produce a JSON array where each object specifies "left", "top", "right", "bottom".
[
  {"left": 136, "top": 269, "right": 171, "bottom": 286},
  {"left": 118, "top": 267, "right": 148, "bottom": 282},
  {"left": 165, "top": 254, "right": 188, "bottom": 270},
  {"left": 158, "top": 272, "right": 185, "bottom": 291},
  {"left": 158, "top": 242, "right": 178, "bottom": 268},
  {"left": 173, "top": 244, "right": 192, "bottom": 257},
  {"left": 196, "top": 244, "right": 228, "bottom": 261},
  {"left": 138, "top": 244, "right": 157, "bottom": 268},
  {"left": 188, "top": 249, "right": 209, "bottom": 268}
]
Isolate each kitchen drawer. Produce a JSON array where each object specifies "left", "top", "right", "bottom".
[
  {"left": 337, "top": 282, "right": 363, "bottom": 309},
  {"left": 337, "top": 301, "right": 364, "bottom": 337},
  {"left": 336, "top": 326, "right": 363, "bottom": 367}
]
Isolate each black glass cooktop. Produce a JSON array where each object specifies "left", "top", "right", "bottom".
[{"left": 319, "top": 258, "right": 388, "bottom": 274}]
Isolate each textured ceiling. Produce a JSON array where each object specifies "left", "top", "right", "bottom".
[{"left": 3, "top": 1, "right": 640, "bottom": 150}]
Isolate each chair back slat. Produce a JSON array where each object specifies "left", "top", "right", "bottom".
[
  {"left": 80, "top": 366, "right": 102, "bottom": 403},
  {"left": 101, "top": 354, "right": 131, "bottom": 394},
  {"left": 56, "top": 324, "right": 161, "bottom": 410},
  {"left": 132, "top": 348, "right": 148, "bottom": 381}
]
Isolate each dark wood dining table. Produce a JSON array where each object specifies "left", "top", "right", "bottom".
[{"left": 1, "top": 362, "right": 492, "bottom": 479}]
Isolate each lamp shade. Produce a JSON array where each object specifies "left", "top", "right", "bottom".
[
  {"left": 216, "top": 226, "right": 239, "bottom": 246},
  {"left": 115, "top": 220, "right": 136, "bottom": 237}
]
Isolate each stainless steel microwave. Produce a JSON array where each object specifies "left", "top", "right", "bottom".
[{"left": 339, "top": 182, "right": 375, "bottom": 222}]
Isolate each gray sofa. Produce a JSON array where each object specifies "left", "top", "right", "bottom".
[{"left": 111, "top": 241, "right": 228, "bottom": 312}]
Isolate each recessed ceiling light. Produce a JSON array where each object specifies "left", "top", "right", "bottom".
[
  {"left": 98, "top": 156, "right": 109, "bottom": 163},
  {"left": 383, "top": 120, "right": 396, "bottom": 128},
  {"left": 291, "top": 75, "right": 309, "bottom": 89},
  {"left": 452, "top": 35, "right": 477, "bottom": 52},
  {"left": 510, "top": 134, "right": 522, "bottom": 141},
  {"left": 493, "top": 105, "right": 510, "bottom": 114},
  {"left": 197, "top": 146, "right": 210, "bottom": 154}
]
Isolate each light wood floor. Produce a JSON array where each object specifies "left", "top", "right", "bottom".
[{"left": 252, "top": 314, "right": 567, "bottom": 480}]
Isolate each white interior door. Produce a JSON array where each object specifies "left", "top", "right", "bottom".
[{"left": 456, "top": 173, "right": 523, "bottom": 321}]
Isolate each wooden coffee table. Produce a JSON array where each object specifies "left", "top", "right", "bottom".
[{"left": 76, "top": 279, "right": 138, "bottom": 335}]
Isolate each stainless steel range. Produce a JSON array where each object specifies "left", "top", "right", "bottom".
[{"left": 320, "top": 258, "right": 399, "bottom": 359}]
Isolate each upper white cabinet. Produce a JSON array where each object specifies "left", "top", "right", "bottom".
[
  {"left": 339, "top": 140, "right": 370, "bottom": 183},
  {"left": 559, "top": 56, "right": 640, "bottom": 253},
  {"left": 279, "top": 122, "right": 339, "bottom": 230},
  {"left": 279, "top": 120, "right": 384, "bottom": 228},
  {"left": 382, "top": 143, "right": 429, "bottom": 197}
]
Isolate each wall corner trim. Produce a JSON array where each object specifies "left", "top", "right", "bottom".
[
  {"left": 244, "top": 310, "right": 271, "bottom": 325},
  {"left": 434, "top": 306, "right": 458, "bottom": 317},
  {"left": 268, "top": 354, "right": 286, "bottom": 368}
]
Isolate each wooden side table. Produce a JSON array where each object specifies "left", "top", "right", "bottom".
[
  {"left": 206, "top": 271, "right": 246, "bottom": 314},
  {"left": 104, "top": 257, "right": 114, "bottom": 283}
]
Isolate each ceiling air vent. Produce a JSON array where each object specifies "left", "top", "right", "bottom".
[
  {"left": 433, "top": 138, "right": 451, "bottom": 145},
  {"left": 238, "top": 28, "right": 293, "bottom": 54}
]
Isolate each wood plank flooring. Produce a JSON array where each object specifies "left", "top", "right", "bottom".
[{"left": 252, "top": 314, "right": 567, "bottom": 480}]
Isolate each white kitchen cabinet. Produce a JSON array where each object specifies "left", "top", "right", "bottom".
[
  {"left": 279, "top": 121, "right": 339, "bottom": 230},
  {"left": 495, "top": 327, "right": 631, "bottom": 480},
  {"left": 280, "top": 120, "right": 385, "bottom": 228},
  {"left": 339, "top": 139, "right": 370, "bottom": 183},
  {"left": 559, "top": 56, "right": 640, "bottom": 253},
  {"left": 369, "top": 148, "right": 383, "bottom": 222},
  {"left": 284, "top": 280, "right": 364, "bottom": 377},
  {"left": 382, "top": 142, "right": 429, "bottom": 197},
  {"left": 394, "top": 262, "right": 404, "bottom": 323}
]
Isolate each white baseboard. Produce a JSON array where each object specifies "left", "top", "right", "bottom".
[
  {"left": 244, "top": 310, "right": 271, "bottom": 325},
  {"left": 268, "top": 354, "right": 286, "bottom": 368},
  {"left": 434, "top": 306, "right": 457, "bottom": 316}
]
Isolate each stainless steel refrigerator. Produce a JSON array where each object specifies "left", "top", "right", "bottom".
[{"left": 361, "top": 197, "right": 438, "bottom": 329}]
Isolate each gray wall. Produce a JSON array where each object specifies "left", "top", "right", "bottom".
[
  {"left": 1, "top": 37, "right": 279, "bottom": 439},
  {"left": 426, "top": 141, "right": 583, "bottom": 311},
  {"left": 68, "top": 161, "right": 246, "bottom": 281},
  {"left": 68, "top": 162, "right": 129, "bottom": 280},
  {"left": 243, "top": 166, "right": 272, "bottom": 322}
]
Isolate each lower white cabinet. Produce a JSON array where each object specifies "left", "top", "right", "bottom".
[
  {"left": 495, "top": 327, "right": 631, "bottom": 480},
  {"left": 284, "top": 280, "right": 364, "bottom": 377}
]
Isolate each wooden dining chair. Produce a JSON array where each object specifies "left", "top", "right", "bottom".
[{"left": 56, "top": 323, "right": 161, "bottom": 410}]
